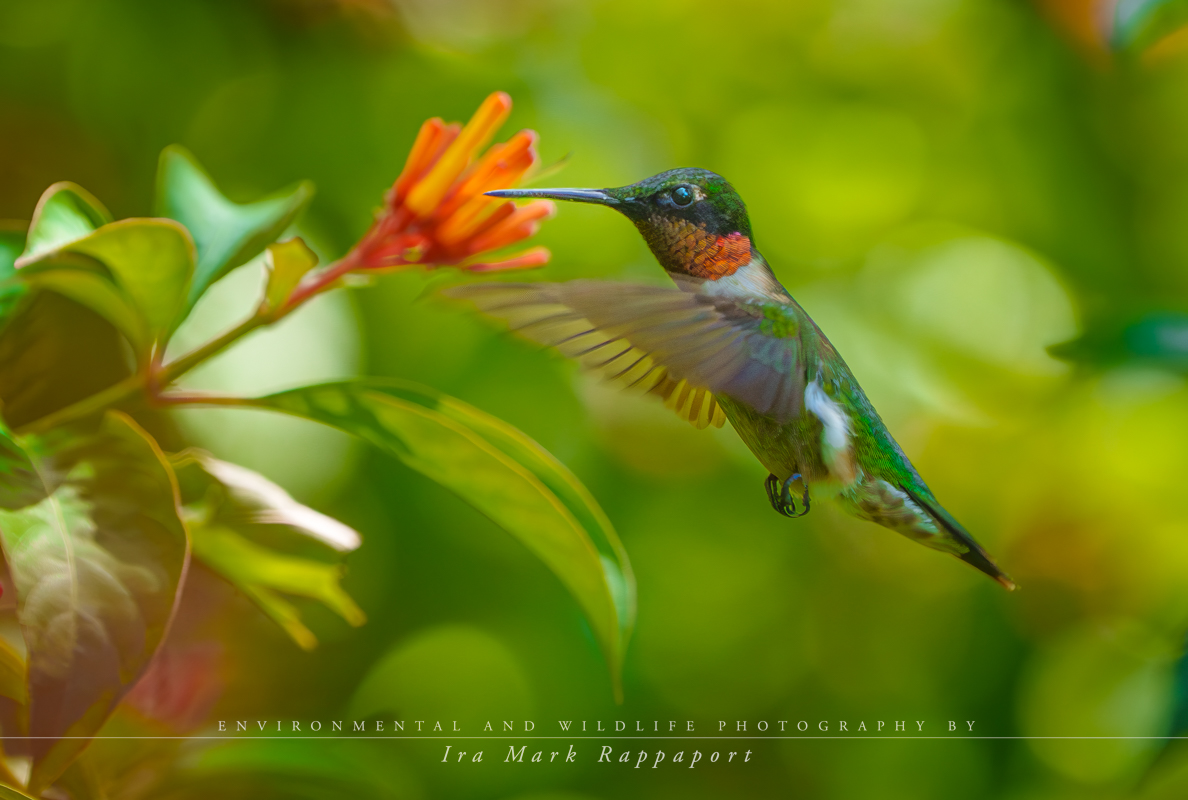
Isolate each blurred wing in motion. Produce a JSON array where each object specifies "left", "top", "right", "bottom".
[{"left": 447, "top": 280, "right": 809, "bottom": 428}]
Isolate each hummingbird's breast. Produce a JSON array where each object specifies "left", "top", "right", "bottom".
[{"left": 644, "top": 216, "right": 752, "bottom": 280}]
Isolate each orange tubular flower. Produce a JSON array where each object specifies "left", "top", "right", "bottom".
[{"left": 345, "top": 91, "right": 553, "bottom": 275}]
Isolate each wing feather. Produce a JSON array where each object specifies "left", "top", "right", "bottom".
[{"left": 447, "top": 280, "right": 808, "bottom": 428}]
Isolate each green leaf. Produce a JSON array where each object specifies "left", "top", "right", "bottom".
[
  {"left": 15, "top": 217, "right": 196, "bottom": 349},
  {"left": 175, "top": 452, "right": 363, "bottom": 650},
  {"left": 1112, "top": 0, "right": 1188, "bottom": 51},
  {"left": 14, "top": 180, "right": 197, "bottom": 351},
  {"left": 0, "top": 293, "right": 133, "bottom": 430},
  {"left": 0, "top": 412, "right": 189, "bottom": 793},
  {"left": 17, "top": 268, "right": 150, "bottom": 354},
  {"left": 16, "top": 182, "right": 111, "bottom": 266},
  {"left": 56, "top": 219, "right": 195, "bottom": 340},
  {"left": 1049, "top": 312, "right": 1188, "bottom": 372},
  {"left": 0, "top": 224, "right": 28, "bottom": 325},
  {"left": 190, "top": 523, "right": 364, "bottom": 650},
  {"left": 252, "top": 379, "right": 635, "bottom": 698},
  {"left": 155, "top": 145, "right": 314, "bottom": 309},
  {"left": 264, "top": 237, "right": 318, "bottom": 312}
]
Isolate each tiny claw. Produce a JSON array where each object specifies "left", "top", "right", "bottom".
[
  {"left": 765, "top": 473, "right": 781, "bottom": 510},
  {"left": 781, "top": 473, "right": 810, "bottom": 518},
  {"left": 766, "top": 472, "right": 809, "bottom": 518}
]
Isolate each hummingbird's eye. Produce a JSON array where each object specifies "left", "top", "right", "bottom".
[{"left": 671, "top": 185, "right": 694, "bottom": 207}]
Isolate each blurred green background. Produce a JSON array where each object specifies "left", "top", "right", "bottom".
[{"left": 6, "top": 0, "right": 1188, "bottom": 797}]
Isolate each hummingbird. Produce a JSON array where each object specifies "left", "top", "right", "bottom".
[{"left": 450, "top": 169, "right": 1015, "bottom": 590}]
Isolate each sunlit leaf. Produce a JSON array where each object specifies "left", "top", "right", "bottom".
[
  {"left": 15, "top": 215, "right": 195, "bottom": 349},
  {"left": 182, "top": 451, "right": 359, "bottom": 551},
  {"left": 155, "top": 145, "right": 314, "bottom": 309},
  {"left": 1112, "top": 0, "right": 1188, "bottom": 51},
  {"left": 264, "top": 237, "right": 318, "bottom": 312},
  {"left": 0, "top": 412, "right": 189, "bottom": 793},
  {"left": 15, "top": 182, "right": 111, "bottom": 266},
  {"left": 55, "top": 219, "right": 194, "bottom": 339},
  {"left": 251, "top": 379, "right": 635, "bottom": 697},
  {"left": 173, "top": 452, "right": 363, "bottom": 650}
]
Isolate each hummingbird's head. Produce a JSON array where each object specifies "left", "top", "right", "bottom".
[{"left": 487, "top": 168, "right": 755, "bottom": 280}]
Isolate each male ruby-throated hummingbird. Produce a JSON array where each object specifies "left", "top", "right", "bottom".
[{"left": 450, "top": 169, "right": 1015, "bottom": 590}]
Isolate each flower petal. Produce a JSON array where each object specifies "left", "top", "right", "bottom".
[
  {"left": 393, "top": 117, "right": 445, "bottom": 199},
  {"left": 465, "top": 246, "right": 552, "bottom": 272},
  {"left": 436, "top": 129, "right": 539, "bottom": 219},
  {"left": 405, "top": 92, "right": 512, "bottom": 218},
  {"left": 467, "top": 200, "right": 556, "bottom": 254}
]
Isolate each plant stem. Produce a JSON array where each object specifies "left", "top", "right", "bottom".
[
  {"left": 15, "top": 313, "right": 269, "bottom": 436},
  {"left": 13, "top": 253, "right": 358, "bottom": 436},
  {"left": 158, "top": 313, "right": 268, "bottom": 385}
]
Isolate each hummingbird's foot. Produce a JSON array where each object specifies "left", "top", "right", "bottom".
[
  {"left": 766, "top": 473, "right": 810, "bottom": 518},
  {"left": 765, "top": 473, "right": 783, "bottom": 512}
]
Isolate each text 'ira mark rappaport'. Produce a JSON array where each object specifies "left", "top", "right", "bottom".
[{"left": 439, "top": 746, "right": 753, "bottom": 767}]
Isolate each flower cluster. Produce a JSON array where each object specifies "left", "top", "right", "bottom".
[{"left": 344, "top": 91, "right": 554, "bottom": 274}]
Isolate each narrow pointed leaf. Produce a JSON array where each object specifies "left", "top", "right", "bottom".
[
  {"left": 250, "top": 379, "right": 634, "bottom": 697},
  {"left": 16, "top": 183, "right": 111, "bottom": 267},
  {"left": 0, "top": 413, "right": 189, "bottom": 793},
  {"left": 189, "top": 522, "right": 364, "bottom": 651},
  {"left": 184, "top": 452, "right": 359, "bottom": 552},
  {"left": 155, "top": 145, "right": 314, "bottom": 308}
]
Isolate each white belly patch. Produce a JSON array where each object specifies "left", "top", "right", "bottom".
[
  {"left": 805, "top": 380, "right": 856, "bottom": 485},
  {"left": 805, "top": 380, "right": 849, "bottom": 451}
]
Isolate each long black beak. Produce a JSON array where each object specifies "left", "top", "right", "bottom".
[{"left": 485, "top": 187, "right": 618, "bottom": 205}]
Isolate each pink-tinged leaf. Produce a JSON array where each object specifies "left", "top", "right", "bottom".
[{"left": 0, "top": 412, "right": 189, "bottom": 793}]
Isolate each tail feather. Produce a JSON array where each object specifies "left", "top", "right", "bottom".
[{"left": 900, "top": 484, "right": 1016, "bottom": 591}]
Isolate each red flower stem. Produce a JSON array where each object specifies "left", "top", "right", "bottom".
[
  {"left": 283, "top": 208, "right": 404, "bottom": 308},
  {"left": 283, "top": 254, "right": 360, "bottom": 309}
]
